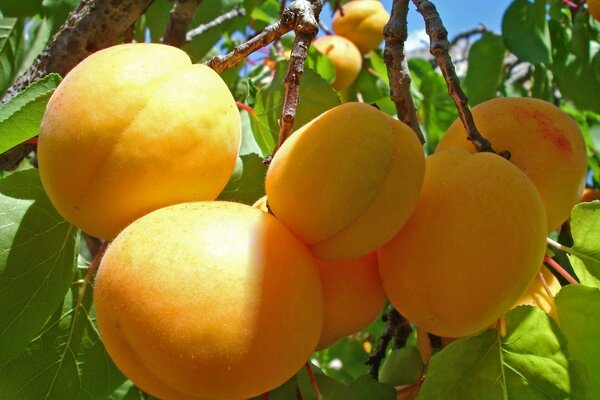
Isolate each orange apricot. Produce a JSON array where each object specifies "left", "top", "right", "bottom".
[
  {"left": 94, "top": 201, "right": 323, "bottom": 400},
  {"left": 38, "top": 43, "right": 241, "bottom": 239},
  {"left": 266, "top": 102, "right": 425, "bottom": 261},
  {"left": 588, "top": 0, "right": 600, "bottom": 22},
  {"left": 332, "top": 0, "right": 390, "bottom": 54},
  {"left": 378, "top": 148, "right": 547, "bottom": 338},
  {"left": 312, "top": 35, "right": 362, "bottom": 91},
  {"left": 580, "top": 188, "right": 600, "bottom": 203},
  {"left": 436, "top": 97, "right": 587, "bottom": 231}
]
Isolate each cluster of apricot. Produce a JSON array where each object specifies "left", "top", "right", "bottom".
[
  {"left": 312, "top": 0, "right": 389, "bottom": 90},
  {"left": 37, "top": 41, "right": 589, "bottom": 399}
]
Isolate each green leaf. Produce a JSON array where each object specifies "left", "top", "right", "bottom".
[
  {"left": 531, "top": 64, "right": 554, "bottom": 102},
  {"left": 140, "top": 0, "right": 172, "bottom": 42},
  {"left": 379, "top": 347, "right": 424, "bottom": 386},
  {"left": 218, "top": 153, "right": 267, "bottom": 205},
  {"left": 556, "top": 285, "right": 600, "bottom": 399},
  {"left": 568, "top": 202, "right": 600, "bottom": 280},
  {"left": 0, "top": 17, "right": 24, "bottom": 96},
  {"left": 0, "top": 271, "right": 126, "bottom": 399},
  {"left": 0, "top": 0, "right": 44, "bottom": 17},
  {"left": 502, "top": 0, "right": 551, "bottom": 65},
  {"left": 251, "top": 62, "right": 340, "bottom": 155},
  {"left": 554, "top": 54, "right": 600, "bottom": 114},
  {"left": 0, "top": 169, "right": 78, "bottom": 366},
  {"left": 315, "top": 374, "right": 361, "bottom": 400},
  {"left": 306, "top": 46, "right": 335, "bottom": 84},
  {"left": 108, "top": 381, "right": 146, "bottom": 400},
  {"left": 353, "top": 64, "right": 396, "bottom": 116},
  {"left": 349, "top": 375, "right": 396, "bottom": 400},
  {"left": 0, "top": 73, "right": 62, "bottom": 154},
  {"left": 464, "top": 32, "right": 505, "bottom": 106},
  {"left": 16, "top": 17, "right": 52, "bottom": 76},
  {"left": 418, "top": 306, "right": 572, "bottom": 400},
  {"left": 571, "top": 9, "right": 591, "bottom": 62},
  {"left": 313, "top": 337, "right": 371, "bottom": 384}
]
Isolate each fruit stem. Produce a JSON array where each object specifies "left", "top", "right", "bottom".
[
  {"left": 236, "top": 101, "right": 254, "bottom": 114},
  {"left": 21, "top": 137, "right": 39, "bottom": 145},
  {"left": 305, "top": 362, "right": 323, "bottom": 400},
  {"left": 411, "top": 0, "right": 497, "bottom": 154},
  {"left": 262, "top": 392, "right": 270, "bottom": 400},
  {"left": 383, "top": 0, "right": 426, "bottom": 144},
  {"left": 546, "top": 237, "right": 570, "bottom": 253},
  {"left": 538, "top": 269, "right": 555, "bottom": 298},
  {"left": 543, "top": 255, "right": 579, "bottom": 285}
]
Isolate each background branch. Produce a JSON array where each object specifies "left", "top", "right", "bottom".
[
  {"left": 411, "top": 0, "right": 496, "bottom": 154},
  {"left": 163, "top": 0, "right": 204, "bottom": 47},
  {"left": 383, "top": 0, "right": 425, "bottom": 144},
  {"left": 366, "top": 306, "right": 410, "bottom": 380},
  {"left": 186, "top": 7, "right": 246, "bottom": 41}
]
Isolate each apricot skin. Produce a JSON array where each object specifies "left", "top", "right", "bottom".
[
  {"left": 436, "top": 97, "right": 587, "bottom": 231},
  {"left": 38, "top": 43, "right": 241, "bottom": 239},
  {"left": 378, "top": 149, "right": 547, "bottom": 338},
  {"left": 94, "top": 201, "right": 323, "bottom": 400},
  {"left": 514, "top": 266, "right": 562, "bottom": 321},
  {"left": 312, "top": 35, "right": 362, "bottom": 91},
  {"left": 332, "top": 0, "right": 390, "bottom": 54},
  {"left": 588, "top": 0, "right": 600, "bottom": 22},
  {"left": 581, "top": 188, "right": 600, "bottom": 203},
  {"left": 265, "top": 102, "right": 425, "bottom": 261},
  {"left": 315, "top": 253, "right": 387, "bottom": 350}
]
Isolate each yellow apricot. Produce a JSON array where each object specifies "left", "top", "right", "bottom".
[
  {"left": 514, "top": 266, "right": 561, "bottom": 321},
  {"left": 265, "top": 102, "right": 425, "bottom": 261},
  {"left": 94, "top": 201, "right": 323, "bottom": 400},
  {"left": 588, "top": 0, "right": 600, "bottom": 22},
  {"left": 332, "top": 0, "right": 390, "bottom": 54},
  {"left": 38, "top": 43, "right": 241, "bottom": 239},
  {"left": 315, "top": 253, "right": 387, "bottom": 349},
  {"left": 378, "top": 149, "right": 547, "bottom": 338},
  {"left": 436, "top": 97, "right": 587, "bottom": 231},
  {"left": 312, "top": 35, "right": 362, "bottom": 91}
]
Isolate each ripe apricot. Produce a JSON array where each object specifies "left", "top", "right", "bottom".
[
  {"left": 436, "top": 97, "right": 587, "bottom": 231},
  {"left": 265, "top": 102, "right": 425, "bottom": 261},
  {"left": 38, "top": 43, "right": 241, "bottom": 239},
  {"left": 315, "top": 253, "right": 387, "bottom": 349},
  {"left": 513, "top": 266, "right": 561, "bottom": 321},
  {"left": 378, "top": 148, "right": 547, "bottom": 338},
  {"left": 588, "top": 0, "right": 600, "bottom": 22},
  {"left": 332, "top": 0, "right": 390, "bottom": 54},
  {"left": 94, "top": 201, "right": 323, "bottom": 400},
  {"left": 312, "top": 35, "right": 362, "bottom": 91},
  {"left": 581, "top": 188, "right": 600, "bottom": 203}
]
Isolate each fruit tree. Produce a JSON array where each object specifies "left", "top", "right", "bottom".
[{"left": 0, "top": 0, "right": 600, "bottom": 399}]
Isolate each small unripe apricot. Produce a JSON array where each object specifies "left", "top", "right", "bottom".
[
  {"left": 315, "top": 253, "right": 387, "bottom": 350},
  {"left": 94, "top": 201, "right": 323, "bottom": 400},
  {"left": 332, "top": 0, "right": 390, "bottom": 54},
  {"left": 437, "top": 97, "right": 587, "bottom": 231},
  {"left": 312, "top": 35, "right": 362, "bottom": 91},
  {"left": 38, "top": 43, "right": 241, "bottom": 239},
  {"left": 588, "top": 0, "right": 600, "bottom": 22},
  {"left": 378, "top": 149, "right": 547, "bottom": 338},
  {"left": 266, "top": 102, "right": 425, "bottom": 261}
]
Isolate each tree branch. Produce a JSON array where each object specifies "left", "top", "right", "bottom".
[
  {"left": 186, "top": 7, "right": 246, "bottom": 41},
  {"left": 383, "top": 0, "right": 425, "bottom": 144},
  {"left": 411, "top": 0, "right": 497, "bottom": 154},
  {"left": 163, "top": 0, "right": 204, "bottom": 47}
]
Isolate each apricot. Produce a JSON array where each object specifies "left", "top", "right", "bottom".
[
  {"left": 436, "top": 97, "right": 587, "bottom": 231},
  {"left": 312, "top": 35, "right": 362, "bottom": 91},
  {"left": 332, "top": 0, "right": 390, "bottom": 54},
  {"left": 94, "top": 201, "right": 323, "bottom": 400},
  {"left": 265, "top": 102, "right": 425, "bottom": 261},
  {"left": 581, "top": 187, "right": 600, "bottom": 203},
  {"left": 378, "top": 148, "right": 547, "bottom": 338},
  {"left": 513, "top": 266, "right": 561, "bottom": 321},
  {"left": 315, "top": 252, "right": 387, "bottom": 349},
  {"left": 588, "top": 0, "right": 600, "bottom": 22},
  {"left": 38, "top": 43, "right": 241, "bottom": 239}
]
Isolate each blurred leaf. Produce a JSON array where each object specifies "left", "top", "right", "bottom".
[
  {"left": 464, "top": 32, "right": 505, "bottom": 106},
  {"left": 502, "top": 0, "right": 551, "bottom": 65},
  {"left": 369, "top": 50, "right": 389, "bottom": 86},
  {"left": 554, "top": 54, "right": 600, "bottom": 113},
  {"left": 0, "top": 270, "right": 126, "bottom": 398},
  {"left": 16, "top": 17, "right": 52, "bottom": 76},
  {"left": 316, "top": 374, "right": 361, "bottom": 400},
  {"left": 141, "top": 0, "right": 171, "bottom": 42},
  {"left": 0, "top": 169, "right": 77, "bottom": 367},
  {"left": 108, "top": 381, "right": 146, "bottom": 400},
  {"left": 0, "top": 17, "right": 24, "bottom": 96},
  {"left": 379, "top": 347, "right": 423, "bottom": 386},
  {"left": 567, "top": 202, "right": 600, "bottom": 280},
  {"left": 218, "top": 153, "right": 266, "bottom": 204},
  {"left": 418, "top": 306, "right": 571, "bottom": 400},
  {"left": 556, "top": 285, "right": 600, "bottom": 399},
  {"left": 239, "top": 109, "right": 263, "bottom": 156},
  {"left": 349, "top": 375, "right": 396, "bottom": 400},
  {"left": 251, "top": 62, "right": 340, "bottom": 155},
  {"left": 0, "top": 73, "right": 62, "bottom": 154},
  {"left": 353, "top": 63, "right": 395, "bottom": 116},
  {"left": 531, "top": 63, "right": 554, "bottom": 102},
  {"left": 571, "top": 10, "right": 591, "bottom": 62},
  {"left": 0, "top": 0, "right": 44, "bottom": 16},
  {"left": 314, "top": 338, "right": 371, "bottom": 384}
]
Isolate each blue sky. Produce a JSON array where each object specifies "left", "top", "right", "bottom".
[{"left": 320, "top": 0, "right": 515, "bottom": 50}]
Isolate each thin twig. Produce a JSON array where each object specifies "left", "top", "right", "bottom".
[
  {"left": 163, "top": 0, "right": 204, "bottom": 47},
  {"left": 274, "top": 0, "right": 322, "bottom": 152},
  {"left": 411, "top": 0, "right": 496, "bottom": 154},
  {"left": 305, "top": 362, "right": 323, "bottom": 400},
  {"left": 186, "top": 7, "right": 246, "bottom": 41},
  {"left": 449, "top": 24, "right": 488, "bottom": 47},
  {"left": 544, "top": 255, "right": 579, "bottom": 285},
  {"left": 383, "top": 0, "right": 425, "bottom": 144},
  {"left": 366, "top": 305, "right": 409, "bottom": 380}
]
